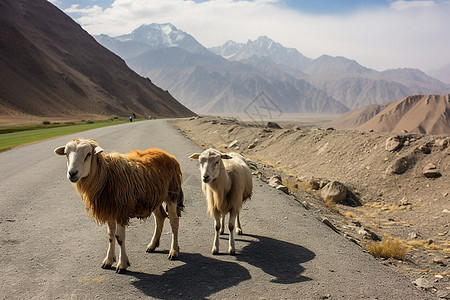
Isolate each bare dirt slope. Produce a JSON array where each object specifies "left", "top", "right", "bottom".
[
  {"left": 329, "top": 94, "right": 450, "bottom": 135},
  {"left": 0, "top": 0, "right": 194, "bottom": 120},
  {"left": 175, "top": 116, "right": 450, "bottom": 296}
]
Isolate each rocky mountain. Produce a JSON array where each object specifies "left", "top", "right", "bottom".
[
  {"left": 126, "top": 47, "right": 348, "bottom": 114},
  {"left": 212, "top": 37, "right": 449, "bottom": 110},
  {"left": 96, "top": 23, "right": 212, "bottom": 59},
  {"left": 329, "top": 94, "right": 450, "bottom": 134},
  {"left": 210, "top": 36, "right": 311, "bottom": 71},
  {"left": 96, "top": 23, "right": 449, "bottom": 115},
  {"left": 97, "top": 25, "right": 349, "bottom": 115},
  {"left": 0, "top": 0, "right": 194, "bottom": 120}
]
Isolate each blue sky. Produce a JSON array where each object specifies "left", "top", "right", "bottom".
[{"left": 48, "top": 0, "right": 450, "bottom": 72}]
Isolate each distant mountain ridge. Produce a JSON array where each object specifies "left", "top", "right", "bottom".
[
  {"left": 95, "top": 23, "right": 449, "bottom": 115},
  {"left": 96, "top": 24, "right": 349, "bottom": 115},
  {"left": 0, "top": 1, "right": 194, "bottom": 120}
]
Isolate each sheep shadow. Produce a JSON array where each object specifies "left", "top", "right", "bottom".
[
  {"left": 234, "top": 233, "right": 315, "bottom": 284},
  {"left": 124, "top": 253, "right": 251, "bottom": 299}
]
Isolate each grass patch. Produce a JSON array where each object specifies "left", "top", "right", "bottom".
[
  {"left": 0, "top": 119, "right": 129, "bottom": 152},
  {"left": 365, "top": 236, "right": 408, "bottom": 260}
]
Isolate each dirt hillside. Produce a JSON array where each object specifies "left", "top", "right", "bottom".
[
  {"left": 329, "top": 94, "right": 450, "bottom": 135},
  {"left": 0, "top": 0, "right": 194, "bottom": 122},
  {"left": 328, "top": 95, "right": 450, "bottom": 134},
  {"left": 175, "top": 116, "right": 449, "bottom": 296}
]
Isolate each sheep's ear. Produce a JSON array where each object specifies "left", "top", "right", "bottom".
[
  {"left": 54, "top": 146, "right": 65, "bottom": 156},
  {"left": 94, "top": 146, "right": 104, "bottom": 154},
  {"left": 221, "top": 154, "right": 232, "bottom": 159},
  {"left": 189, "top": 153, "right": 200, "bottom": 159}
]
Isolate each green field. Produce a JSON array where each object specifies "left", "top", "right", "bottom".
[{"left": 0, "top": 119, "right": 132, "bottom": 152}]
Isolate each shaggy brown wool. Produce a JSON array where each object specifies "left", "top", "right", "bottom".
[{"left": 75, "top": 140, "right": 183, "bottom": 226}]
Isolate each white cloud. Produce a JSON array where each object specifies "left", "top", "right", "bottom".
[
  {"left": 65, "top": 0, "right": 450, "bottom": 71},
  {"left": 390, "top": 0, "right": 436, "bottom": 10}
]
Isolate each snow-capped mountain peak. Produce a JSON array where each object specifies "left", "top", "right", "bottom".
[
  {"left": 210, "top": 36, "right": 311, "bottom": 70},
  {"left": 114, "top": 23, "right": 211, "bottom": 55}
]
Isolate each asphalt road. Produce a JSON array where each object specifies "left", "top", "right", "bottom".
[{"left": 0, "top": 120, "right": 432, "bottom": 299}]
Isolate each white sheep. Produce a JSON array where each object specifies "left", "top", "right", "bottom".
[
  {"left": 54, "top": 138, "right": 184, "bottom": 273},
  {"left": 189, "top": 148, "right": 252, "bottom": 255}
]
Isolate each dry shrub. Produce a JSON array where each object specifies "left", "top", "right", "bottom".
[
  {"left": 365, "top": 236, "right": 408, "bottom": 260},
  {"left": 282, "top": 178, "right": 298, "bottom": 193}
]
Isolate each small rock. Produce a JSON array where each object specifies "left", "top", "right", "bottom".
[
  {"left": 423, "top": 163, "right": 441, "bottom": 178},
  {"left": 322, "top": 218, "right": 340, "bottom": 233},
  {"left": 358, "top": 227, "right": 382, "bottom": 241},
  {"left": 436, "top": 290, "right": 450, "bottom": 299},
  {"left": 266, "top": 121, "right": 282, "bottom": 129},
  {"left": 408, "top": 232, "right": 418, "bottom": 239},
  {"left": 321, "top": 181, "right": 347, "bottom": 204},
  {"left": 228, "top": 140, "right": 239, "bottom": 149},
  {"left": 418, "top": 145, "right": 431, "bottom": 154},
  {"left": 435, "top": 138, "right": 449, "bottom": 150},
  {"left": 276, "top": 185, "right": 289, "bottom": 194},
  {"left": 269, "top": 176, "right": 282, "bottom": 187},
  {"left": 247, "top": 143, "right": 256, "bottom": 149},
  {"left": 385, "top": 136, "right": 403, "bottom": 152},
  {"left": 412, "top": 277, "right": 434, "bottom": 289},
  {"left": 387, "top": 156, "right": 411, "bottom": 174}
]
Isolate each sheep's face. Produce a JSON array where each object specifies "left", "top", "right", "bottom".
[
  {"left": 54, "top": 139, "right": 103, "bottom": 183},
  {"left": 189, "top": 148, "right": 231, "bottom": 183}
]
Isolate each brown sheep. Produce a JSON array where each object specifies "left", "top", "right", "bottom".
[
  {"left": 189, "top": 148, "right": 252, "bottom": 255},
  {"left": 54, "top": 138, "right": 184, "bottom": 273}
]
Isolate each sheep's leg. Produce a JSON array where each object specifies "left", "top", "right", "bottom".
[
  {"left": 236, "top": 213, "right": 243, "bottom": 235},
  {"left": 220, "top": 215, "right": 225, "bottom": 235},
  {"left": 212, "top": 210, "right": 221, "bottom": 255},
  {"left": 146, "top": 205, "right": 166, "bottom": 253},
  {"left": 115, "top": 224, "right": 130, "bottom": 274},
  {"left": 166, "top": 201, "right": 180, "bottom": 260},
  {"left": 228, "top": 211, "right": 237, "bottom": 255},
  {"left": 101, "top": 220, "right": 116, "bottom": 269}
]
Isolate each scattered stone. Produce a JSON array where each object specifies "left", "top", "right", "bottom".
[
  {"left": 276, "top": 185, "right": 289, "bottom": 194},
  {"left": 358, "top": 227, "right": 382, "bottom": 241},
  {"left": 422, "top": 163, "right": 441, "bottom": 178},
  {"left": 266, "top": 121, "right": 282, "bottom": 129},
  {"left": 436, "top": 290, "right": 450, "bottom": 299},
  {"left": 321, "top": 181, "right": 347, "bottom": 204},
  {"left": 247, "top": 161, "right": 258, "bottom": 170},
  {"left": 386, "top": 156, "right": 411, "bottom": 174},
  {"left": 247, "top": 143, "right": 256, "bottom": 149},
  {"left": 385, "top": 136, "right": 403, "bottom": 152},
  {"left": 435, "top": 138, "right": 449, "bottom": 150},
  {"left": 412, "top": 277, "right": 434, "bottom": 289},
  {"left": 228, "top": 140, "right": 239, "bottom": 149},
  {"left": 418, "top": 145, "right": 431, "bottom": 154},
  {"left": 268, "top": 175, "right": 282, "bottom": 187},
  {"left": 319, "top": 179, "right": 330, "bottom": 189},
  {"left": 408, "top": 232, "right": 418, "bottom": 239},
  {"left": 322, "top": 218, "right": 341, "bottom": 233}
]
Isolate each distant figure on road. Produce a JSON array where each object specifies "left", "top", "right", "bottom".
[{"left": 129, "top": 116, "right": 133, "bottom": 122}]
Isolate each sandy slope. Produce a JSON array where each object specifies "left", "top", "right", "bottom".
[{"left": 329, "top": 95, "right": 450, "bottom": 135}]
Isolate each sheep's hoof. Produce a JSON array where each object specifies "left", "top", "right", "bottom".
[
  {"left": 236, "top": 228, "right": 243, "bottom": 235},
  {"left": 101, "top": 263, "right": 112, "bottom": 269},
  {"left": 168, "top": 251, "right": 179, "bottom": 261},
  {"left": 228, "top": 248, "right": 236, "bottom": 255},
  {"left": 212, "top": 248, "right": 219, "bottom": 255},
  {"left": 146, "top": 247, "right": 156, "bottom": 253},
  {"left": 115, "top": 267, "right": 127, "bottom": 274}
]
